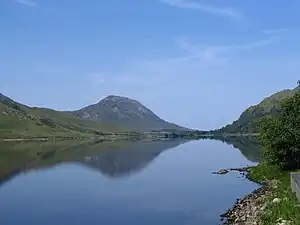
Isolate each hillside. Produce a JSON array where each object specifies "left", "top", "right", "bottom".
[
  {"left": 218, "top": 86, "right": 299, "bottom": 133},
  {"left": 0, "top": 93, "right": 127, "bottom": 138},
  {"left": 71, "top": 95, "right": 189, "bottom": 132}
]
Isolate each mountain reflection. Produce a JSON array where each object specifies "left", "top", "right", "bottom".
[
  {"left": 0, "top": 139, "right": 187, "bottom": 185},
  {"left": 212, "top": 136, "right": 262, "bottom": 163},
  {"left": 80, "top": 140, "right": 187, "bottom": 178},
  {"left": 0, "top": 137, "right": 262, "bottom": 187}
]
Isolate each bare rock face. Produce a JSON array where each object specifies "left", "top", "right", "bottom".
[{"left": 72, "top": 95, "right": 189, "bottom": 132}]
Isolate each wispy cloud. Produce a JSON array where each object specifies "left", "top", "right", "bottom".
[
  {"left": 15, "top": 0, "right": 37, "bottom": 7},
  {"left": 262, "top": 28, "right": 286, "bottom": 35},
  {"left": 175, "top": 35, "right": 277, "bottom": 65},
  {"left": 218, "top": 35, "right": 277, "bottom": 52},
  {"left": 159, "top": 0, "right": 242, "bottom": 20},
  {"left": 92, "top": 34, "right": 278, "bottom": 91}
]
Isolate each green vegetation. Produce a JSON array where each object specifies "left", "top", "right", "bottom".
[
  {"left": 260, "top": 89, "right": 300, "bottom": 170},
  {"left": 247, "top": 83, "right": 300, "bottom": 224},
  {"left": 218, "top": 86, "right": 300, "bottom": 134},
  {"left": 0, "top": 93, "right": 192, "bottom": 139},
  {"left": 248, "top": 163, "right": 300, "bottom": 225},
  {"left": 0, "top": 96, "right": 131, "bottom": 138}
]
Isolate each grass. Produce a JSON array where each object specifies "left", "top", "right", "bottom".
[
  {"left": 248, "top": 162, "right": 300, "bottom": 225},
  {"left": 0, "top": 100, "right": 133, "bottom": 138}
]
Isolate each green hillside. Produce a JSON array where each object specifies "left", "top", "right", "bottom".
[
  {"left": 0, "top": 95, "right": 127, "bottom": 138},
  {"left": 218, "top": 86, "right": 299, "bottom": 133}
]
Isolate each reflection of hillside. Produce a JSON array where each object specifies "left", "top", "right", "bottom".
[
  {"left": 213, "top": 136, "right": 262, "bottom": 163},
  {"left": 0, "top": 140, "right": 89, "bottom": 187},
  {"left": 0, "top": 139, "right": 187, "bottom": 185},
  {"left": 82, "top": 140, "right": 187, "bottom": 178}
]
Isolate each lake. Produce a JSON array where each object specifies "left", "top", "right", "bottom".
[{"left": 0, "top": 138, "right": 261, "bottom": 225}]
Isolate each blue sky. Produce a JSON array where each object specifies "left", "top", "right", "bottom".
[{"left": 1, "top": 0, "right": 300, "bottom": 130}]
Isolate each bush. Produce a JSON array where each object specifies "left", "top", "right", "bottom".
[{"left": 259, "top": 90, "right": 300, "bottom": 170}]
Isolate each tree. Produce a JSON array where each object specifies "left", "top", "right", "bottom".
[{"left": 259, "top": 89, "right": 300, "bottom": 170}]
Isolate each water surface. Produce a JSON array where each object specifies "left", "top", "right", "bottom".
[{"left": 0, "top": 138, "right": 261, "bottom": 225}]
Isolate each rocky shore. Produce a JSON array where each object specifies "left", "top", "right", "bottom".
[
  {"left": 216, "top": 167, "right": 283, "bottom": 225},
  {"left": 212, "top": 167, "right": 252, "bottom": 175},
  {"left": 220, "top": 181, "right": 275, "bottom": 225}
]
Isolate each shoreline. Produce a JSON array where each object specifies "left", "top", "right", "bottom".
[
  {"left": 220, "top": 181, "right": 274, "bottom": 225},
  {"left": 0, "top": 135, "right": 187, "bottom": 143},
  {"left": 0, "top": 133, "right": 258, "bottom": 143},
  {"left": 218, "top": 167, "right": 274, "bottom": 225},
  {"left": 219, "top": 164, "right": 300, "bottom": 225}
]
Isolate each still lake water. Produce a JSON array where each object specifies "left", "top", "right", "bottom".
[{"left": 0, "top": 138, "right": 261, "bottom": 225}]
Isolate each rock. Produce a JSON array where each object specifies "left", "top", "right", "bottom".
[
  {"left": 241, "top": 215, "right": 246, "bottom": 221},
  {"left": 213, "top": 169, "right": 229, "bottom": 175},
  {"left": 272, "top": 198, "right": 281, "bottom": 203},
  {"left": 260, "top": 205, "right": 266, "bottom": 211},
  {"left": 220, "top": 182, "right": 274, "bottom": 225}
]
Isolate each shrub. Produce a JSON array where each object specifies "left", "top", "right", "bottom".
[{"left": 259, "top": 90, "right": 300, "bottom": 170}]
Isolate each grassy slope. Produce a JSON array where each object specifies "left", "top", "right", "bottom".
[
  {"left": 219, "top": 88, "right": 298, "bottom": 133},
  {"left": 0, "top": 101, "right": 129, "bottom": 138},
  {"left": 249, "top": 163, "right": 300, "bottom": 225}
]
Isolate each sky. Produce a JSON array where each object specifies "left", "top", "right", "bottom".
[{"left": 1, "top": 0, "right": 300, "bottom": 130}]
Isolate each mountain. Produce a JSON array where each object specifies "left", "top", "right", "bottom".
[
  {"left": 72, "top": 95, "right": 189, "bottom": 132},
  {"left": 0, "top": 93, "right": 11, "bottom": 102},
  {"left": 218, "top": 86, "right": 299, "bottom": 133},
  {"left": 0, "top": 93, "right": 189, "bottom": 138},
  {"left": 0, "top": 93, "right": 126, "bottom": 138}
]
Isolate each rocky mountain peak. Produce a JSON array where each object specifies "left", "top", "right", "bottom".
[
  {"left": 72, "top": 95, "right": 188, "bottom": 132},
  {"left": 103, "top": 95, "right": 131, "bottom": 101}
]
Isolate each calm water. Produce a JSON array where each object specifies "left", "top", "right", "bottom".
[{"left": 0, "top": 138, "right": 261, "bottom": 225}]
